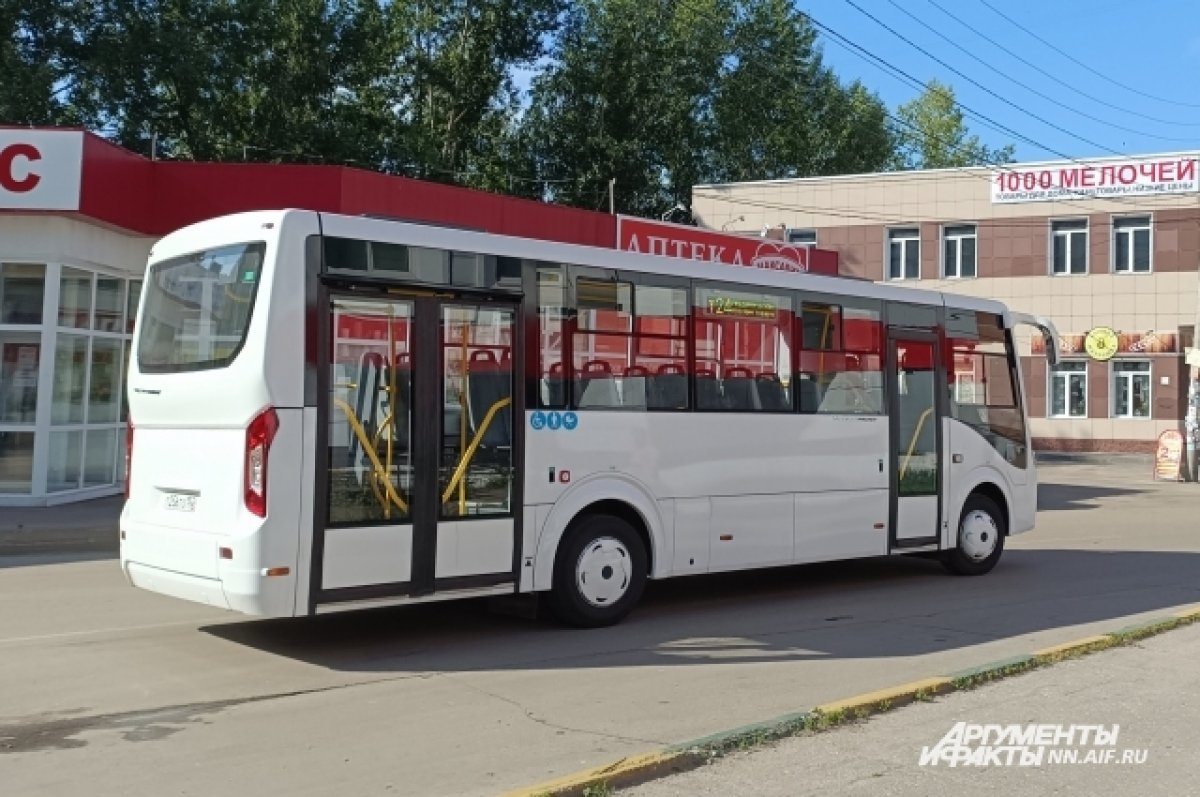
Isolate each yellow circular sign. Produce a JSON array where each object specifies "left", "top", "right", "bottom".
[{"left": 1085, "top": 326, "right": 1119, "bottom": 361}]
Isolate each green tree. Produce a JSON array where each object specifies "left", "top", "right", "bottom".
[
  {"left": 892, "top": 79, "right": 1014, "bottom": 169},
  {"left": 524, "top": 0, "right": 732, "bottom": 216},
  {"left": 710, "top": 0, "right": 894, "bottom": 181},
  {"left": 0, "top": 0, "right": 89, "bottom": 126},
  {"left": 75, "top": 0, "right": 378, "bottom": 163},
  {"left": 526, "top": 0, "right": 895, "bottom": 215},
  {"left": 379, "top": 0, "right": 563, "bottom": 184}
]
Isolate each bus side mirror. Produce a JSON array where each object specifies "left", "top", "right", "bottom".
[{"left": 1010, "top": 312, "right": 1061, "bottom": 368}]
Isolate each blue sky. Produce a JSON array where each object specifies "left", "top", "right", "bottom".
[{"left": 809, "top": 0, "right": 1200, "bottom": 164}]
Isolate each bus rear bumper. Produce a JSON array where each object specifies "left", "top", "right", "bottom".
[
  {"left": 122, "top": 559, "right": 298, "bottom": 617},
  {"left": 120, "top": 520, "right": 298, "bottom": 617},
  {"left": 125, "top": 561, "right": 232, "bottom": 610}
]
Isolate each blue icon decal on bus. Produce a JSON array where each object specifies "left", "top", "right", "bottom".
[
  {"left": 562, "top": 411, "right": 579, "bottom": 430},
  {"left": 530, "top": 411, "right": 546, "bottom": 430},
  {"left": 546, "top": 411, "right": 563, "bottom": 430}
]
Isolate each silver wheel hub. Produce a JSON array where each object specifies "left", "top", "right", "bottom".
[
  {"left": 960, "top": 510, "right": 999, "bottom": 562},
  {"left": 575, "top": 537, "right": 632, "bottom": 607}
]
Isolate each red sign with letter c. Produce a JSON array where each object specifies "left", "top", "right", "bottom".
[{"left": 0, "top": 143, "right": 42, "bottom": 193}]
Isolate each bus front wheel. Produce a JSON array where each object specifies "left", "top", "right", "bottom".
[
  {"left": 548, "top": 513, "right": 647, "bottom": 628},
  {"left": 942, "top": 493, "right": 1006, "bottom": 576}
]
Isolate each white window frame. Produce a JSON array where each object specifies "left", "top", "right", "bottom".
[
  {"left": 1047, "top": 360, "right": 1087, "bottom": 418},
  {"left": 887, "top": 227, "right": 921, "bottom": 281},
  {"left": 1111, "top": 360, "right": 1152, "bottom": 419},
  {"left": 1111, "top": 214, "right": 1153, "bottom": 275},
  {"left": 941, "top": 223, "right": 977, "bottom": 279},
  {"left": 787, "top": 229, "right": 817, "bottom": 246},
  {"left": 1049, "top": 218, "right": 1089, "bottom": 276}
]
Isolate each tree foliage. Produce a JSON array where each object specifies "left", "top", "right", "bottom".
[
  {"left": 710, "top": 0, "right": 894, "bottom": 182},
  {"left": 0, "top": 2, "right": 1010, "bottom": 215},
  {"left": 0, "top": 0, "right": 89, "bottom": 126},
  {"left": 893, "top": 79, "right": 1015, "bottom": 170},
  {"left": 522, "top": 0, "right": 731, "bottom": 216}
]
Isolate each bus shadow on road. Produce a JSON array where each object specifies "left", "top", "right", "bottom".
[
  {"left": 1037, "top": 482, "right": 1146, "bottom": 511},
  {"left": 201, "top": 548, "right": 1200, "bottom": 676}
]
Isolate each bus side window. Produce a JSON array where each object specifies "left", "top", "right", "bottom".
[
  {"left": 946, "top": 310, "right": 1028, "bottom": 468},
  {"left": 798, "top": 299, "right": 884, "bottom": 415},
  {"left": 537, "top": 265, "right": 567, "bottom": 409},
  {"left": 692, "top": 286, "right": 793, "bottom": 413}
]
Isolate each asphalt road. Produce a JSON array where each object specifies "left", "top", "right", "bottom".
[{"left": 2, "top": 459, "right": 1198, "bottom": 796}]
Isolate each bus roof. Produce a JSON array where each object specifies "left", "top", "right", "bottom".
[{"left": 155, "top": 208, "right": 1014, "bottom": 319}]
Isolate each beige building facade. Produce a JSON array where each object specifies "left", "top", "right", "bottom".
[{"left": 693, "top": 153, "right": 1200, "bottom": 453}]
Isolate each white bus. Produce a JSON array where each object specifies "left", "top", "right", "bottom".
[{"left": 120, "top": 209, "right": 1060, "bottom": 627}]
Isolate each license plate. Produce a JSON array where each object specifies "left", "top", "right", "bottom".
[{"left": 163, "top": 493, "right": 197, "bottom": 512}]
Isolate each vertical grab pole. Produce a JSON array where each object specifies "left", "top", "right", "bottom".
[
  {"left": 459, "top": 312, "right": 470, "bottom": 516},
  {"left": 384, "top": 304, "right": 396, "bottom": 519}
]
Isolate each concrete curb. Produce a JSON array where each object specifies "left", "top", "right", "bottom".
[{"left": 499, "top": 604, "right": 1200, "bottom": 797}]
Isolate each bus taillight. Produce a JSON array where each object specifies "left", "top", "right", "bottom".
[
  {"left": 124, "top": 418, "right": 133, "bottom": 499},
  {"left": 244, "top": 407, "right": 279, "bottom": 518}
]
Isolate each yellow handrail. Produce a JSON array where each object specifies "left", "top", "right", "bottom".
[
  {"left": 334, "top": 385, "right": 510, "bottom": 517},
  {"left": 440, "top": 396, "right": 512, "bottom": 506},
  {"left": 899, "top": 406, "right": 934, "bottom": 480},
  {"left": 370, "top": 410, "right": 397, "bottom": 513},
  {"left": 458, "top": 319, "right": 470, "bottom": 515},
  {"left": 334, "top": 398, "right": 409, "bottom": 514},
  {"left": 385, "top": 309, "right": 398, "bottom": 519}
]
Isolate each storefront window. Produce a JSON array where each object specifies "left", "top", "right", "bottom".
[
  {"left": 1112, "top": 361, "right": 1151, "bottom": 419},
  {"left": 0, "top": 431, "right": 35, "bottom": 494},
  {"left": 120, "top": 340, "right": 131, "bottom": 421},
  {"left": 52, "top": 334, "right": 89, "bottom": 424},
  {"left": 84, "top": 428, "right": 118, "bottom": 487},
  {"left": 95, "top": 277, "right": 123, "bottom": 332},
  {"left": 1, "top": 263, "right": 45, "bottom": 324},
  {"left": 88, "top": 339, "right": 121, "bottom": 424},
  {"left": 0, "top": 263, "right": 138, "bottom": 500},
  {"left": 47, "top": 430, "right": 83, "bottom": 492},
  {"left": 126, "top": 280, "right": 142, "bottom": 334},
  {"left": 59, "top": 267, "right": 93, "bottom": 329},
  {"left": 0, "top": 331, "right": 40, "bottom": 423},
  {"left": 1049, "top": 361, "right": 1087, "bottom": 418}
]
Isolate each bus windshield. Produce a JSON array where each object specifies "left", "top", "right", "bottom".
[{"left": 136, "top": 241, "right": 265, "bottom": 373}]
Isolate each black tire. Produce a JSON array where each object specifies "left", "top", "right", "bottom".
[
  {"left": 941, "top": 492, "right": 1006, "bottom": 576},
  {"left": 548, "top": 513, "right": 648, "bottom": 628}
]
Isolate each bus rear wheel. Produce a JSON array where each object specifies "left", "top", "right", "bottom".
[
  {"left": 548, "top": 513, "right": 647, "bottom": 628},
  {"left": 941, "top": 493, "right": 1006, "bottom": 576}
]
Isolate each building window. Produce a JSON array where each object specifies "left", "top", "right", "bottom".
[
  {"left": 1051, "top": 219, "right": 1088, "bottom": 275},
  {"left": 888, "top": 228, "right": 920, "bottom": 280},
  {"left": 1, "top": 263, "right": 46, "bottom": 324},
  {"left": 1113, "top": 216, "right": 1151, "bottom": 274},
  {"left": 1112, "top": 361, "right": 1151, "bottom": 418},
  {"left": 787, "top": 229, "right": 817, "bottom": 246},
  {"left": 1048, "top": 361, "right": 1087, "bottom": 418},
  {"left": 942, "top": 224, "right": 977, "bottom": 279}
]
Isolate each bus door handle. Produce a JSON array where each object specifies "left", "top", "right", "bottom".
[
  {"left": 878, "top": 458, "right": 883, "bottom": 473},
  {"left": 952, "top": 454, "right": 964, "bottom": 464}
]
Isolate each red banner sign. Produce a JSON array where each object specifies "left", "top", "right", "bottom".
[{"left": 616, "top": 216, "right": 839, "bottom": 277}]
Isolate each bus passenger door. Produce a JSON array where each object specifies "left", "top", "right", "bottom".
[
  {"left": 888, "top": 332, "right": 942, "bottom": 548},
  {"left": 425, "top": 302, "right": 519, "bottom": 594},
  {"left": 315, "top": 295, "right": 519, "bottom": 606}
]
